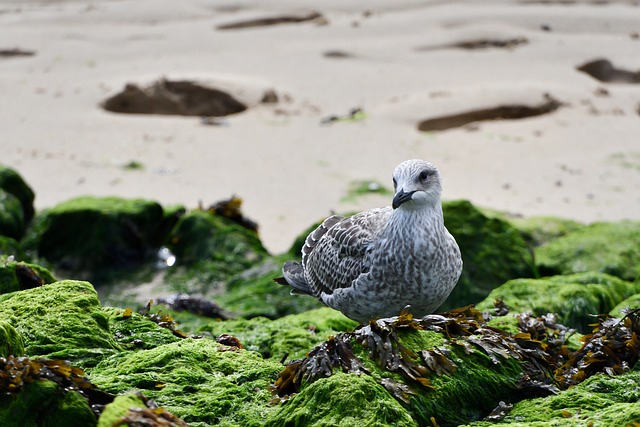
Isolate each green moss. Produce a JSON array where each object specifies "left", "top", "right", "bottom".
[
  {"left": 104, "top": 307, "right": 182, "bottom": 350},
  {"left": 89, "top": 338, "right": 283, "bottom": 427},
  {"left": 441, "top": 200, "right": 536, "bottom": 310},
  {"left": 0, "top": 380, "right": 96, "bottom": 427},
  {"left": 0, "top": 320, "right": 24, "bottom": 357},
  {"left": 0, "top": 165, "right": 35, "bottom": 223},
  {"left": 0, "top": 280, "right": 119, "bottom": 366},
  {"left": 341, "top": 180, "right": 393, "bottom": 203},
  {"left": 0, "top": 236, "right": 25, "bottom": 261},
  {"left": 506, "top": 215, "right": 585, "bottom": 248},
  {"left": 0, "top": 260, "right": 57, "bottom": 294},
  {"left": 97, "top": 393, "right": 147, "bottom": 427},
  {"left": 266, "top": 373, "right": 418, "bottom": 427},
  {"left": 200, "top": 307, "right": 358, "bottom": 360},
  {"left": 465, "top": 370, "right": 640, "bottom": 427},
  {"left": 22, "top": 196, "right": 167, "bottom": 272},
  {"left": 535, "top": 221, "right": 640, "bottom": 282},
  {"left": 476, "top": 273, "right": 640, "bottom": 332}
]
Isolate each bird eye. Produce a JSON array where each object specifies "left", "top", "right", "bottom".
[{"left": 419, "top": 170, "right": 429, "bottom": 181}]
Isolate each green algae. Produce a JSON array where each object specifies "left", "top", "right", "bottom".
[
  {"left": 200, "top": 307, "right": 358, "bottom": 360},
  {"left": 88, "top": 338, "right": 283, "bottom": 427},
  {"left": 476, "top": 273, "right": 640, "bottom": 332},
  {"left": 266, "top": 372, "right": 419, "bottom": 427},
  {"left": 0, "top": 236, "right": 25, "bottom": 261},
  {"left": 465, "top": 369, "right": 640, "bottom": 427},
  {"left": 535, "top": 220, "right": 640, "bottom": 282},
  {"left": 22, "top": 196, "right": 170, "bottom": 272},
  {"left": 97, "top": 393, "right": 147, "bottom": 427},
  {"left": 0, "top": 321, "right": 24, "bottom": 357},
  {"left": 0, "top": 260, "right": 57, "bottom": 294},
  {"left": 611, "top": 293, "right": 640, "bottom": 317},
  {"left": 0, "top": 280, "right": 119, "bottom": 366},
  {"left": 441, "top": 200, "right": 536, "bottom": 310},
  {"left": 0, "top": 380, "right": 96, "bottom": 427},
  {"left": 504, "top": 215, "right": 585, "bottom": 248}
]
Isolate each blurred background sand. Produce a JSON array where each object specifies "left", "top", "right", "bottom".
[{"left": 1, "top": 0, "right": 639, "bottom": 253}]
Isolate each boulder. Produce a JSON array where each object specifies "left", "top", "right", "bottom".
[
  {"left": 0, "top": 165, "right": 35, "bottom": 225},
  {"left": 0, "top": 260, "right": 57, "bottom": 294}
]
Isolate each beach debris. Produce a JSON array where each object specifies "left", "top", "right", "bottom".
[
  {"left": 102, "top": 78, "right": 247, "bottom": 117},
  {"left": 216, "top": 11, "right": 326, "bottom": 30},
  {"left": 577, "top": 58, "right": 640, "bottom": 84},
  {"left": 156, "top": 293, "right": 230, "bottom": 320},
  {"left": 320, "top": 107, "right": 366, "bottom": 124},
  {"left": 0, "top": 48, "right": 35, "bottom": 58},
  {"left": 417, "top": 94, "right": 562, "bottom": 132},
  {"left": 138, "top": 300, "right": 188, "bottom": 339},
  {"left": 415, "top": 37, "right": 528, "bottom": 52},
  {"left": 204, "top": 195, "right": 259, "bottom": 232}
]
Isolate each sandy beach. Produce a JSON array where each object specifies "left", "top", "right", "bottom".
[{"left": 1, "top": 0, "right": 639, "bottom": 254}]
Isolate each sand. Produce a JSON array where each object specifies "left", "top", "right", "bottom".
[{"left": 1, "top": 0, "right": 639, "bottom": 254}]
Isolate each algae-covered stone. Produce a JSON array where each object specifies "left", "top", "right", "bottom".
[
  {"left": 476, "top": 272, "right": 640, "bottom": 332},
  {"left": 97, "top": 393, "right": 147, "bottom": 427},
  {"left": 217, "top": 258, "right": 324, "bottom": 319},
  {"left": 0, "top": 236, "right": 25, "bottom": 260},
  {"left": 0, "top": 380, "right": 96, "bottom": 427},
  {"left": 535, "top": 221, "right": 640, "bottom": 282},
  {"left": 89, "top": 338, "right": 283, "bottom": 427},
  {"left": 0, "top": 165, "right": 35, "bottom": 224},
  {"left": 0, "top": 260, "right": 57, "bottom": 294},
  {"left": 22, "top": 196, "right": 170, "bottom": 271},
  {"left": 0, "top": 189, "right": 26, "bottom": 240},
  {"left": 465, "top": 369, "right": 640, "bottom": 427},
  {"left": 201, "top": 307, "right": 358, "bottom": 360},
  {"left": 266, "top": 373, "right": 418, "bottom": 427},
  {"left": 504, "top": 215, "right": 585, "bottom": 247},
  {"left": 104, "top": 307, "right": 182, "bottom": 350},
  {"left": 441, "top": 200, "right": 536, "bottom": 310},
  {"left": 610, "top": 293, "right": 640, "bottom": 317},
  {"left": 0, "top": 320, "right": 24, "bottom": 357},
  {"left": 0, "top": 280, "right": 119, "bottom": 366}
]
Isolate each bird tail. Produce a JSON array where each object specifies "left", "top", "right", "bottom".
[{"left": 274, "top": 260, "right": 313, "bottom": 296}]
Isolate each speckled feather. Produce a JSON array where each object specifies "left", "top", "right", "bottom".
[{"left": 280, "top": 159, "right": 463, "bottom": 323}]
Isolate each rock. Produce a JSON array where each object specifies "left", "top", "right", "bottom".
[
  {"left": 0, "top": 260, "right": 57, "bottom": 294},
  {"left": 440, "top": 200, "right": 536, "bottom": 310},
  {"left": 97, "top": 393, "right": 147, "bottom": 427},
  {"left": 88, "top": 338, "right": 283, "bottom": 426},
  {"left": 22, "top": 196, "right": 182, "bottom": 273},
  {"left": 0, "top": 165, "right": 35, "bottom": 225},
  {"left": 201, "top": 307, "right": 357, "bottom": 360},
  {"left": 500, "top": 214, "right": 584, "bottom": 247},
  {"left": 535, "top": 221, "right": 640, "bottom": 282},
  {"left": 476, "top": 272, "right": 640, "bottom": 332},
  {"left": 0, "top": 280, "right": 119, "bottom": 366},
  {"left": 104, "top": 307, "right": 182, "bottom": 351},
  {"left": 0, "top": 235, "right": 25, "bottom": 260}
]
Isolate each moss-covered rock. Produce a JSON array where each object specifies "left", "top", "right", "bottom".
[
  {"left": 163, "top": 209, "right": 268, "bottom": 295},
  {"left": 535, "top": 221, "right": 640, "bottom": 282},
  {"left": 0, "top": 320, "right": 24, "bottom": 357},
  {"left": 22, "top": 196, "right": 178, "bottom": 272},
  {"left": 440, "top": 200, "right": 536, "bottom": 310},
  {"left": 89, "top": 338, "right": 283, "bottom": 427},
  {"left": 0, "top": 280, "right": 119, "bottom": 366},
  {"left": 476, "top": 272, "right": 640, "bottom": 332},
  {"left": 97, "top": 393, "right": 147, "bottom": 427},
  {"left": 0, "top": 380, "right": 96, "bottom": 427},
  {"left": 0, "top": 260, "right": 57, "bottom": 294},
  {"left": 200, "top": 307, "right": 358, "bottom": 360},
  {"left": 503, "top": 215, "right": 585, "bottom": 248},
  {"left": 217, "top": 258, "right": 324, "bottom": 319},
  {"left": 0, "top": 236, "right": 25, "bottom": 260},
  {"left": 610, "top": 293, "right": 640, "bottom": 317},
  {"left": 0, "top": 166, "right": 35, "bottom": 225},
  {"left": 104, "top": 306, "right": 182, "bottom": 351},
  {"left": 266, "top": 372, "right": 418, "bottom": 427},
  {"left": 465, "top": 369, "right": 640, "bottom": 427},
  {"left": 0, "top": 189, "right": 26, "bottom": 240}
]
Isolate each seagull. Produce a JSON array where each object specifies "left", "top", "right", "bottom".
[{"left": 276, "top": 159, "right": 463, "bottom": 323}]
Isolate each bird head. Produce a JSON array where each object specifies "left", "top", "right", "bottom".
[{"left": 391, "top": 159, "right": 443, "bottom": 210}]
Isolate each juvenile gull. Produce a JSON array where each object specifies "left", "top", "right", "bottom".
[{"left": 277, "top": 159, "right": 463, "bottom": 323}]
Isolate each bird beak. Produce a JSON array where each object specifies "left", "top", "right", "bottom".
[{"left": 392, "top": 189, "right": 415, "bottom": 209}]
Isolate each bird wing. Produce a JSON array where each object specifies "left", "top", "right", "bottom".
[{"left": 303, "top": 207, "right": 392, "bottom": 296}]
